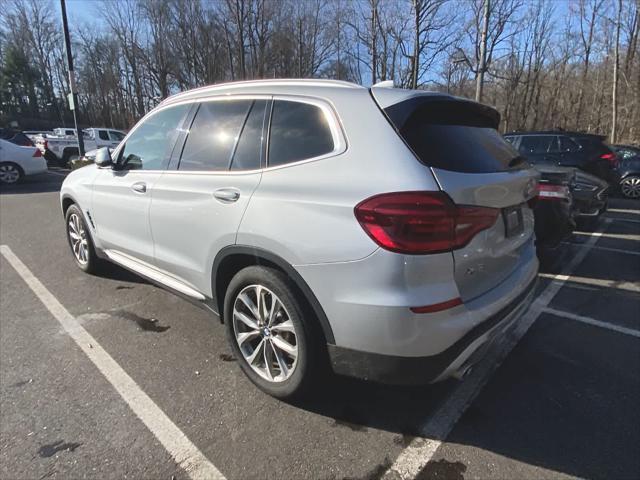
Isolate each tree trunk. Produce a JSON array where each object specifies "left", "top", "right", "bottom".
[{"left": 475, "top": 0, "right": 490, "bottom": 102}]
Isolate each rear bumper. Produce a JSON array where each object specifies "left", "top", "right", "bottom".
[
  {"left": 328, "top": 276, "right": 537, "bottom": 385},
  {"left": 22, "top": 156, "right": 48, "bottom": 176}
]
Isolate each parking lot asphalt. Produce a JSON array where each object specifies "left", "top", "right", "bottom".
[{"left": 1, "top": 171, "right": 638, "bottom": 480}]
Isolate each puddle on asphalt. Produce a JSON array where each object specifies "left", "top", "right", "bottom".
[
  {"left": 115, "top": 310, "right": 170, "bottom": 333},
  {"left": 37, "top": 440, "right": 81, "bottom": 458},
  {"left": 417, "top": 459, "right": 467, "bottom": 480}
]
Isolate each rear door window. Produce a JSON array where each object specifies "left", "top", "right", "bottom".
[
  {"left": 559, "top": 136, "right": 580, "bottom": 152},
  {"left": 98, "top": 130, "right": 109, "bottom": 141},
  {"left": 179, "top": 100, "right": 253, "bottom": 171},
  {"left": 518, "top": 135, "right": 556, "bottom": 155},
  {"left": 268, "top": 100, "right": 334, "bottom": 167},
  {"left": 384, "top": 99, "right": 520, "bottom": 173}
]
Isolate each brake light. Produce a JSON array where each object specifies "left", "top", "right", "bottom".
[
  {"left": 32, "top": 149, "right": 42, "bottom": 157},
  {"left": 600, "top": 152, "right": 619, "bottom": 168},
  {"left": 537, "top": 184, "right": 570, "bottom": 200},
  {"left": 354, "top": 191, "right": 499, "bottom": 254},
  {"left": 43, "top": 140, "right": 48, "bottom": 150}
]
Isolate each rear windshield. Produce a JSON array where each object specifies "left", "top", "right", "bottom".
[{"left": 384, "top": 98, "right": 522, "bottom": 173}]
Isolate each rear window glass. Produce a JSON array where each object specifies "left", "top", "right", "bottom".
[
  {"left": 268, "top": 100, "right": 334, "bottom": 167},
  {"left": 384, "top": 99, "right": 521, "bottom": 173}
]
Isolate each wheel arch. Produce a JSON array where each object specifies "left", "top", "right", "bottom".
[
  {"left": 212, "top": 246, "right": 335, "bottom": 345},
  {"left": 61, "top": 194, "right": 77, "bottom": 216}
]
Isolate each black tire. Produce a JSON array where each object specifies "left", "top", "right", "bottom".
[
  {"left": 223, "top": 266, "right": 323, "bottom": 399},
  {"left": 61, "top": 148, "right": 79, "bottom": 167},
  {"left": 64, "top": 204, "right": 101, "bottom": 274},
  {"left": 0, "top": 162, "right": 24, "bottom": 184}
]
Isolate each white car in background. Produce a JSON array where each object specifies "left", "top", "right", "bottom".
[
  {"left": 36, "top": 128, "right": 126, "bottom": 166},
  {"left": 0, "top": 138, "right": 48, "bottom": 184}
]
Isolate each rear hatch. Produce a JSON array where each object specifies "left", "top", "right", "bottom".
[{"left": 372, "top": 88, "right": 538, "bottom": 301}]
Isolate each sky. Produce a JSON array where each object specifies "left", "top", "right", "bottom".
[{"left": 63, "top": 0, "right": 574, "bottom": 33}]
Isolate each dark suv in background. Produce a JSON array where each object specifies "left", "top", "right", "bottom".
[
  {"left": 504, "top": 131, "right": 619, "bottom": 184},
  {"left": 505, "top": 131, "right": 613, "bottom": 220}
]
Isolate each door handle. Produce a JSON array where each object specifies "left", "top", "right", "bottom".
[
  {"left": 213, "top": 188, "right": 240, "bottom": 203},
  {"left": 131, "top": 182, "right": 147, "bottom": 194}
]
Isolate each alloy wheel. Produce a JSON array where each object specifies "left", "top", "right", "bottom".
[
  {"left": 68, "top": 213, "right": 89, "bottom": 265},
  {"left": 621, "top": 176, "right": 640, "bottom": 199},
  {"left": 0, "top": 164, "right": 20, "bottom": 184},
  {"left": 232, "top": 284, "right": 298, "bottom": 383}
]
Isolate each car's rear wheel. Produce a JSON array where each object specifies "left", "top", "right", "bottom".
[
  {"left": 224, "top": 266, "right": 320, "bottom": 399},
  {"left": 620, "top": 175, "right": 640, "bottom": 199},
  {"left": 65, "top": 204, "right": 100, "bottom": 273},
  {"left": 0, "top": 162, "right": 23, "bottom": 184}
]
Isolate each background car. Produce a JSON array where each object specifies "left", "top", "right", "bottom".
[
  {"left": 612, "top": 144, "right": 640, "bottom": 199},
  {"left": 533, "top": 166, "right": 576, "bottom": 251},
  {"left": 505, "top": 132, "right": 611, "bottom": 223},
  {"left": 23, "top": 130, "right": 53, "bottom": 142},
  {"left": 0, "top": 128, "right": 35, "bottom": 147},
  {"left": 504, "top": 131, "right": 619, "bottom": 184},
  {"left": 0, "top": 138, "right": 48, "bottom": 184}
]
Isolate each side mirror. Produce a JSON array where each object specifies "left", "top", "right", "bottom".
[{"left": 94, "top": 147, "right": 113, "bottom": 167}]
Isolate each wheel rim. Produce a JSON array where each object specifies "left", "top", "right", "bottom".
[
  {"left": 232, "top": 285, "right": 298, "bottom": 383},
  {"left": 0, "top": 165, "right": 20, "bottom": 184},
  {"left": 621, "top": 177, "right": 640, "bottom": 198},
  {"left": 68, "top": 213, "right": 89, "bottom": 265}
]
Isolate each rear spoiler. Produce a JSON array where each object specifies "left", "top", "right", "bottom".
[{"left": 381, "top": 95, "right": 500, "bottom": 131}]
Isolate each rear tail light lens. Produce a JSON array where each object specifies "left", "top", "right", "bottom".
[
  {"left": 600, "top": 152, "right": 619, "bottom": 168},
  {"left": 32, "top": 149, "right": 42, "bottom": 157},
  {"left": 537, "top": 184, "right": 570, "bottom": 200},
  {"left": 410, "top": 297, "right": 463, "bottom": 313},
  {"left": 43, "top": 140, "right": 48, "bottom": 150},
  {"left": 354, "top": 191, "right": 499, "bottom": 254}
]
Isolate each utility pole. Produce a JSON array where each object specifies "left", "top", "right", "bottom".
[
  {"left": 611, "top": 0, "right": 622, "bottom": 143},
  {"left": 475, "top": 0, "right": 490, "bottom": 103},
  {"left": 60, "top": 0, "right": 84, "bottom": 157}
]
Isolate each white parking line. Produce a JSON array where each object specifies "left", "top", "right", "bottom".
[
  {"left": 384, "top": 225, "right": 607, "bottom": 480},
  {"left": 538, "top": 273, "right": 640, "bottom": 293},
  {"left": 561, "top": 242, "right": 640, "bottom": 256},
  {"left": 543, "top": 307, "right": 640, "bottom": 338},
  {"left": 0, "top": 245, "right": 225, "bottom": 480},
  {"left": 608, "top": 208, "right": 640, "bottom": 215},
  {"left": 573, "top": 231, "right": 640, "bottom": 242}
]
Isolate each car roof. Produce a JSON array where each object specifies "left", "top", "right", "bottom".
[
  {"left": 159, "top": 79, "right": 366, "bottom": 107},
  {"left": 505, "top": 130, "right": 606, "bottom": 140}
]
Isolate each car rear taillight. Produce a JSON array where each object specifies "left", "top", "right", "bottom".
[
  {"left": 354, "top": 191, "right": 499, "bottom": 254},
  {"left": 43, "top": 140, "right": 48, "bottom": 150},
  {"left": 32, "top": 149, "right": 42, "bottom": 157},
  {"left": 600, "top": 152, "right": 619, "bottom": 168},
  {"left": 536, "top": 184, "right": 570, "bottom": 201}
]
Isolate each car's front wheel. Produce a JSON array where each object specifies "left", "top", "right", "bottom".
[
  {"left": 224, "top": 266, "right": 321, "bottom": 399},
  {"left": 65, "top": 204, "right": 100, "bottom": 273},
  {"left": 620, "top": 175, "right": 640, "bottom": 199}
]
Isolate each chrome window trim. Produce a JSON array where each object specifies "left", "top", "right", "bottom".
[{"left": 111, "top": 93, "right": 347, "bottom": 176}]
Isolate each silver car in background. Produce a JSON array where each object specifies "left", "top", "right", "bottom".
[{"left": 60, "top": 79, "right": 539, "bottom": 399}]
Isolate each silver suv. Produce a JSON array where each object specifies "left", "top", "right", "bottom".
[{"left": 61, "top": 80, "right": 539, "bottom": 399}]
